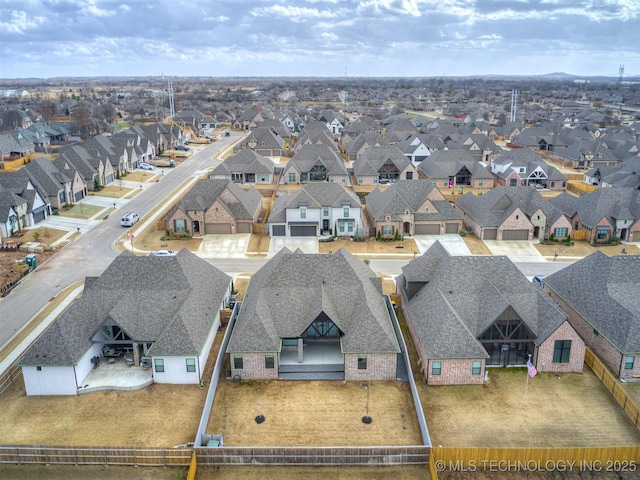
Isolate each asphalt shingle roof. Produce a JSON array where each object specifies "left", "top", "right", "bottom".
[{"left": 21, "top": 250, "right": 231, "bottom": 366}]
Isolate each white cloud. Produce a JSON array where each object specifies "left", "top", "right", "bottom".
[{"left": 0, "top": 10, "right": 45, "bottom": 34}]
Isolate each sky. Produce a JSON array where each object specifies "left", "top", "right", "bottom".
[{"left": 1, "top": 0, "right": 639, "bottom": 79}]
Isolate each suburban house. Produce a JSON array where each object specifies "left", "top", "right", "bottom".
[
  {"left": 20, "top": 157, "right": 74, "bottom": 209},
  {"left": 226, "top": 248, "right": 401, "bottom": 381},
  {"left": 552, "top": 139, "right": 621, "bottom": 170},
  {"left": 233, "top": 108, "right": 264, "bottom": 131},
  {"left": 0, "top": 172, "right": 51, "bottom": 227},
  {"left": 511, "top": 127, "right": 567, "bottom": 152},
  {"left": 0, "top": 130, "right": 35, "bottom": 164},
  {"left": 295, "top": 126, "right": 338, "bottom": 153},
  {"left": 395, "top": 133, "right": 445, "bottom": 164},
  {"left": 455, "top": 186, "right": 571, "bottom": 241},
  {"left": 165, "top": 179, "right": 262, "bottom": 236},
  {"left": 318, "top": 110, "right": 345, "bottom": 135},
  {"left": 417, "top": 150, "right": 494, "bottom": 191},
  {"left": 543, "top": 252, "right": 640, "bottom": 380},
  {"left": 398, "top": 242, "right": 585, "bottom": 385},
  {"left": 447, "top": 134, "right": 503, "bottom": 163},
  {"left": 342, "top": 133, "right": 389, "bottom": 162},
  {"left": 235, "top": 127, "right": 286, "bottom": 158},
  {"left": 353, "top": 146, "right": 419, "bottom": 186},
  {"left": 20, "top": 250, "right": 232, "bottom": 395},
  {"left": 365, "top": 180, "right": 463, "bottom": 237},
  {"left": 209, "top": 150, "right": 275, "bottom": 185},
  {"left": 0, "top": 185, "right": 28, "bottom": 238},
  {"left": 56, "top": 144, "right": 115, "bottom": 190},
  {"left": 549, "top": 188, "right": 640, "bottom": 243},
  {"left": 268, "top": 183, "right": 362, "bottom": 237},
  {"left": 490, "top": 149, "right": 567, "bottom": 191},
  {"left": 583, "top": 158, "right": 640, "bottom": 188},
  {"left": 280, "top": 144, "right": 350, "bottom": 186}
]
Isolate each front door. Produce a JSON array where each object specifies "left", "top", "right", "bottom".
[
  {"left": 192, "top": 221, "right": 200, "bottom": 233},
  {"left": 323, "top": 219, "right": 329, "bottom": 232}
]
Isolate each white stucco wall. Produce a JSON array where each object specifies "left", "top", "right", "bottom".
[{"left": 23, "top": 366, "right": 78, "bottom": 396}]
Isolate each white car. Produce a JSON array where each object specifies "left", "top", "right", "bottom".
[
  {"left": 148, "top": 250, "right": 177, "bottom": 257},
  {"left": 139, "top": 162, "right": 156, "bottom": 170}
]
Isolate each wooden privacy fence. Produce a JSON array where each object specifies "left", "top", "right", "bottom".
[
  {"left": 195, "top": 446, "right": 430, "bottom": 466},
  {"left": 429, "top": 446, "right": 640, "bottom": 480},
  {"left": 0, "top": 445, "right": 192, "bottom": 467},
  {"left": 585, "top": 347, "right": 640, "bottom": 428}
]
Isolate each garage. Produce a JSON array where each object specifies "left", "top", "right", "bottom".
[
  {"left": 272, "top": 225, "right": 285, "bottom": 236},
  {"left": 32, "top": 207, "right": 47, "bottom": 224},
  {"left": 105, "top": 174, "right": 114, "bottom": 185},
  {"left": 483, "top": 228, "right": 498, "bottom": 240},
  {"left": 290, "top": 225, "right": 317, "bottom": 237},
  {"left": 205, "top": 223, "right": 232, "bottom": 234},
  {"left": 74, "top": 191, "right": 84, "bottom": 202},
  {"left": 445, "top": 223, "right": 459, "bottom": 234},
  {"left": 502, "top": 229, "right": 529, "bottom": 241},
  {"left": 237, "top": 223, "right": 252, "bottom": 234},
  {"left": 414, "top": 224, "right": 440, "bottom": 235}
]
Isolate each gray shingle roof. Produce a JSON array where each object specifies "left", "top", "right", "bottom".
[
  {"left": 20, "top": 250, "right": 231, "bottom": 366},
  {"left": 365, "top": 180, "right": 462, "bottom": 222},
  {"left": 283, "top": 144, "right": 348, "bottom": 176},
  {"left": 544, "top": 252, "right": 640, "bottom": 353},
  {"left": 401, "top": 242, "right": 568, "bottom": 359},
  {"left": 212, "top": 150, "right": 274, "bottom": 176},
  {"left": 551, "top": 188, "right": 640, "bottom": 229},
  {"left": 417, "top": 150, "right": 494, "bottom": 179},
  {"left": 353, "top": 145, "right": 412, "bottom": 176},
  {"left": 268, "top": 183, "right": 361, "bottom": 224},
  {"left": 227, "top": 248, "right": 400, "bottom": 354}
]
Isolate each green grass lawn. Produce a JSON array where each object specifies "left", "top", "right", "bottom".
[{"left": 58, "top": 203, "right": 103, "bottom": 219}]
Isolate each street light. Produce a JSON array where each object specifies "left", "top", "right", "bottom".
[{"left": 76, "top": 227, "right": 80, "bottom": 236}]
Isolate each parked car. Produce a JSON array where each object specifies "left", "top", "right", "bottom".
[
  {"left": 532, "top": 275, "right": 546, "bottom": 287},
  {"left": 139, "top": 162, "right": 155, "bottom": 170},
  {"left": 147, "top": 250, "right": 177, "bottom": 257},
  {"left": 175, "top": 145, "right": 190, "bottom": 151},
  {"left": 120, "top": 212, "right": 139, "bottom": 227}
]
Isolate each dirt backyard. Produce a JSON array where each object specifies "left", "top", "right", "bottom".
[{"left": 207, "top": 379, "right": 422, "bottom": 446}]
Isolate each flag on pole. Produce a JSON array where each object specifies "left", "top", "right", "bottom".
[{"left": 527, "top": 359, "right": 537, "bottom": 378}]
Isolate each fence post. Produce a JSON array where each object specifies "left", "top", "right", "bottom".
[{"left": 15, "top": 447, "right": 20, "bottom": 465}]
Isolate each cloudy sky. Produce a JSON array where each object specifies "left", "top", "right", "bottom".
[{"left": 1, "top": 0, "right": 638, "bottom": 79}]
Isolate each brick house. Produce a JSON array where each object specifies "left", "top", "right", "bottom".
[
  {"left": 543, "top": 252, "right": 640, "bottom": 380},
  {"left": 353, "top": 146, "right": 419, "bottom": 186},
  {"left": 455, "top": 186, "right": 571, "bottom": 241},
  {"left": 280, "top": 144, "right": 350, "bottom": 186},
  {"left": 227, "top": 248, "right": 401, "bottom": 381},
  {"left": 490, "top": 149, "right": 567, "bottom": 191},
  {"left": 209, "top": 149, "right": 275, "bottom": 185},
  {"left": 365, "top": 179, "right": 462, "bottom": 238},
  {"left": 398, "top": 242, "right": 584, "bottom": 385},
  {"left": 416, "top": 150, "right": 494, "bottom": 191},
  {"left": 165, "top": 179, "right": 262, "bottom": 236}
]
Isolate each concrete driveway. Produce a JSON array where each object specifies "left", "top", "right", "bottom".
[
  {"left": 413, "top": 234, "right": 473, "bottom": 256},
  {"left": 268, "top": 237, "right": 319, "bottom": 257},
  {"left": 197, "top": 234, "right": 250, "bottom": 258},
  {"left": 484, "top": 240, "right": 546, "bottom": 262}
]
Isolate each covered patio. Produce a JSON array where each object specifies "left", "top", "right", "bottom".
[
  {"left": 78, "top": 356, "right": 153, "bottom": 394},
  {"left": 279, "top": 341, "right": 344, "bottom": 380}
]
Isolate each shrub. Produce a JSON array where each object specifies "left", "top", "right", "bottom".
[
  {"left": 376, "top": 230, "right": 381, "bottom": 241},
  {"left": 459, "top": 229, "right": 468, "bottom": 237},
  {"left": 549, "top": 233, "right": 555, "bottom": 242},
  {"left": 565, "top": 234, "right": 571, "bottom": 244}
]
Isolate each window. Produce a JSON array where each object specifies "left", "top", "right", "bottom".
[
  {"left": 596, "top": 228, "right": 608, "bottom": 240},
  {"left": 406, "top": 171, "right": 413, "bottom": 180},
  {"left": 343, "top": 207, "right": 349, "bottom": 217},
  {"left": 479, "top": 180, "right": 483, "bottom": 187},
  {"left": 265, "top": 355, "right": 274, "bottom": 369},
  {"left": 186, "top": 358, "right": 196, "bottom": 372},
  {"left": 593, "top": 329, "right": 599, "bottom": 337},
  {"left": 553, "top": 340, "right": 572, "bottom": 364},
  {"left": 323, "top": 206, "right": 329, "bottom": 217},
  {"left": 625, "top": 356, "right": 634, "bottom": 370},
  {"left": 154, "top": 359, "right": 165, "bottom": 373},
  {"left": 562, "top": 182, "right": 566, "bottom": 188},
  {"left": 59, "top": 191, "right": 65, "bottom": 203},
  {"left": 339, "top": 222, "right": 345, "bottom": 233},
  {"left": 348, "top": 222, "right": 353, "bottom": 233},
  {"left": 174, "top": 219, "right": 186, "bottom": 233},
  {"left": 432, "top": 361, "right": 441, "bottom": 376},
  {"left": 510, "top": 178, "right": 517, "bottom": 186},
  {"left": 358, "top": 177, "right": 363, "bottom": 184},
  {"left": 288, "top": 172, "right": 295, "bottom": 183},
  {"left": 373, "top": 177, "right": 378, "bottom": 184},
  {"left": 383, "top": 225, "right": 393, "bottom": 236},
  {"left": 554, "top": 228, "right": 568, "bottom": 238},
  {"left": 516, "top": 215, "right": 519, "bottom": 220},
  {"left": 36, "top": 366, "right": 42, "bottom": 371},
  {"left": 551, "top": 181, "right": 555, "bottom": 187},
  {"left": 358, "top": 356, "right": 367, "bottom": 370},
  {"left": 234, "top": 355, "right": 243, "bottom": 369},
  {"left": 300, "top": 207, "right": 306, "bottom": 219},
  {"left": 472, "top": 361, "right": 482, "bottom": 375}
]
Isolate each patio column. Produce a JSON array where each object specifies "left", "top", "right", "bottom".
[
  {"left": 133, "top": 342, "right": 140, "bottom": 367},
  {"left": 297, "top": 338, "right": 304, "bottom": 363}
]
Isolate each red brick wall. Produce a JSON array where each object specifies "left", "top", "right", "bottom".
[
  {"left": 166, "top": 209, "right": 192, "bottom": 235},
  {"left": 205, "top": 200, "right": 236, "bottom": 226},
  {"left": 535, "top": 321, "right": 585, "bottom": 373},
  {"left": 230, "top": 353, "right": 279, "bottom": 380},
  {"left": 344, "top": 353, "right": 397, "bottom": 381},
  {"left": 498, "top": 208, "right": 533, "bottom": 240},
  {"left": 545, "top": 288, "right": 626, "bottom": 377},
  {"left": 426, "top": 358, "right": 485, "bottom": 385}
]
